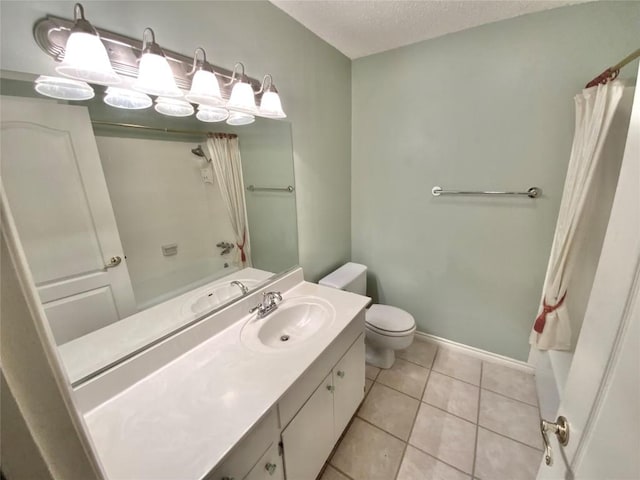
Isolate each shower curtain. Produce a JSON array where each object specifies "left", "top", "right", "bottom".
[
  {"left": 530, "top": 81, "right": 624, "bottom": 350},
  {"left": 206, "top": 134, "right": 252, "bottom": 267}
]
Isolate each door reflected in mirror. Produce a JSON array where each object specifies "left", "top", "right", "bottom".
[{"left": 0, "top": 74, "right": 299, "bottom": 385}]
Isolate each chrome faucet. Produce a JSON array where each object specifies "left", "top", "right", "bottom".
[
  {"left": 231, "top": 280, "right": 249, "bottom": 295},
  {"left": 250, "top": 291, "right": 282, "bottom": 318},
  {"left": 217, "top": 241, "right": 234, "bottom": 255}
]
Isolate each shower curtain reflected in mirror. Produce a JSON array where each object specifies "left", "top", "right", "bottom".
[{"left": 207, "top": 133, "right": 252, "bottom": 267}]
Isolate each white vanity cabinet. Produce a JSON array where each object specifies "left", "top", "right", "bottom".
[{"left": 281, "top": 333, "right": 365, "bottom": 480}]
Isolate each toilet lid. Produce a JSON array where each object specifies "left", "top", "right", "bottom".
[{"left": 366, "top": 304, "right": 416, "bottom": 333}]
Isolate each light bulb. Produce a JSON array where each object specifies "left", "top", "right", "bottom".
[
  {"left": 134, "top": 53, "right": 182, "bottom": 97},
  {"left": 186, "top": 69, "right": 224, "bottom": 107},
  {"left": 259, "top": 91, "right": 286, "bottom": 119},
  {"left": 227, "top": 81, "right": 257, "bottom": 115},
  {"left": 55, "top": 4, "right": 120, "bottom": 85},
  {"left": 133, "top": 28, "right": 182, "bottom": 97},
  {"left": 56, "top": 32, "right": 120, "bottom": 85}
]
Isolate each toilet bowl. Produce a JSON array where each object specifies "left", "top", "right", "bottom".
[
  {"left": 318, "top": 262, "right": 416, "bottom": 369},
  {"left": 365, "top": 304, "right": 416, "bottom": 368}
]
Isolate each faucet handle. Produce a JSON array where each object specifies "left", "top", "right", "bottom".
[
  {"left": 249, "top": 304, "right": 261, "bottom": 314},
  {"left": 263, "top": 291, "right": 282, "bottom": 303}
]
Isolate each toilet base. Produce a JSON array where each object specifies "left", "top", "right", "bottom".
[{"left": 365, "top": 343, "right": 396, "bottom": 369}]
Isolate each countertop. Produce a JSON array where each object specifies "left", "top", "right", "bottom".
[
  {"left": 59, "top": 268, "right": 274, "bottom": 384},
  {"left": 82, "top": 276, "right": 369, "bottom": 480}
]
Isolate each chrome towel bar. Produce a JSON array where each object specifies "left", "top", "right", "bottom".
[
  {"left": 247, "top": 185, "right": 295, "bottom": 193},
  {"left": 431, "top": 186, "right": 541, "bottom": 198}
]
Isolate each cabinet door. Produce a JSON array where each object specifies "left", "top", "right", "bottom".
[
  {"left": 205, "top": 410, "right": 278, "bottom": 480},
  {"left": 244, "top": 443, "right": 283, "bottom": 480},
  {"left": 333, "top": 334, "right": 365, "bottom": 440},
  {"left": 281, "top": 373, "right": 334, "bottom": 480}
]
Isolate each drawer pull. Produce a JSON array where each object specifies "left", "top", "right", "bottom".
[
  {"left": 221, "top": 477, "right": 234, "bottom": 480},
  {"left": 326, "top": 385, "right": 335, "bottom": 392},
  {"left": 265, "top": 463, "right": 277, "bottom": 475},
  {"left": 337, "top": 370, "right": 345, "bottom": 378}
]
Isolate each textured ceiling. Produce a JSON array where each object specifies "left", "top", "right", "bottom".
[{"left": 269, "top": 1, "right": 590, "bottom": 59}]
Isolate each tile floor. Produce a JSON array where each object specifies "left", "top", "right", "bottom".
[{"left": 320, "top": 340, "right": 542, "bottom": 480}]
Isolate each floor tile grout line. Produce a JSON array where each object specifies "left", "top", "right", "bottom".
[
  {"left": 479, "top": 384, "right": 539, "bottom": 408},
  {"left": 355, "top": 412, "right": 412, "bottom": 445},
  {"left": 374, "top": 372, "right": 430, "bottom": 401},
  {"left": 428, "top": 365, "right": 481, "bottom": 388},
  {"left": 419, "top": 399, "right": 478, "bottom": 426},
  {"left": 419, "top": 388, "right": 543, "bottom": 451},
  {"left": 396, "top": 354, "right": 436, "bottom": 370},
  {"left": 393, "top": 345, "right": 438, "bottom": 480},
  {"left": 477, "top": 425, "right": 544, "bottom": 452},
  {"left": 471, "top": 362, "right": 483, "bottom": 478},
  {"left": 406, "top": 434, "right": 477, "bottom": 478},
  {"left": 327, "top": 463, "right": 355, "bottom": 480}
]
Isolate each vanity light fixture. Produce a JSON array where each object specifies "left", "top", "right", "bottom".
[
  {"left": 55, "top": 4, "right": 120, "bottom": 85},
  {"left": 185, "top": 47, "right": 225, "bottom": 107},
  {"left": 34, "top": 75, "right": 95, "bottom": 100},
  {"left": 227, "top": 112, "right": 255, "bottom": 126},
  {"left": 196, "top": 106, "right": 229, "bottom": 123},
  {"left": 154, "top": 97, "right": 194, "bottom": 117},
  {"left": 256, "top": 75, "right": 286, "bottom": 119},
  {"left": 133, "top": 28, "right": 183, "bottom": 98},
  {"left": 104, "top": 87, "right": 152, "bottom": 110},
  {"left": 34, "top": 8, "right": 286, "bottom": 125},
  {"left": 225, "top": 63, "right": 258, "bottom": 115}
]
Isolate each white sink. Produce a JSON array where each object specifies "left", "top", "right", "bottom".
[
  {"left": 182, "top": 279, "right": 260, "bottom": 317},
  {"left": 241, "top": 296, "right": 335, "bottom": 352}
]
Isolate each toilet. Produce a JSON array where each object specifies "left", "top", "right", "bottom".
[{"left": 319, "top": 262, "right": 416, "bottom": 369}]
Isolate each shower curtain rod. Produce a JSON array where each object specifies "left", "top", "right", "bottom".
[
  {"left": 90, "top": 121, "right": 236, "bottom": 138},
  {"left": 585, "top": 47, "right": 640, "bottom": 88}
]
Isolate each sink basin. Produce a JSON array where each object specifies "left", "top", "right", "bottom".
[
  {"left": 182, "top": 279, "right": 260, "bottom": 317},
  {"left": 241, "top": 296, "right": 335, "bottom": 352}
]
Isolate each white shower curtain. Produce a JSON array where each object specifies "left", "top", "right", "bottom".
[
  {"left": 530, "top": 81, "right": 624, "bottom": 350},
  {"left": 206, "top": 134, "right": 252, "bottom": 267}
]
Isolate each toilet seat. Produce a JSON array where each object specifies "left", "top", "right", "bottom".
[{"left": 365, "top": 304, "right": 416, "bottom": 337}]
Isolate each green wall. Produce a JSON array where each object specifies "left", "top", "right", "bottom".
[
  {"left": 0, "top": 0, "right": 352, "bottom": 282},
  {"left": 351, "top": 1, "right": 640, "bottom": 360}
]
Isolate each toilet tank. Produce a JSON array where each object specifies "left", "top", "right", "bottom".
[{"left": 318, "top": 262, "right": 367, "bottom": 295}]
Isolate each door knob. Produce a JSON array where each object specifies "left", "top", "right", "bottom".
[
  {"left": 540, "top": 416, "right": 569, "bottom": 466},
  {"left": 104, "top": 256, "right": 122, "bottom": 269}
]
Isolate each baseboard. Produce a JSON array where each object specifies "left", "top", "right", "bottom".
[{"left": 414, "top": 331, "right": 535, "bottom": 374}]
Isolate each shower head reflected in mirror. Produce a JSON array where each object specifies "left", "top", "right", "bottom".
[{"left": 191, "top": 144, "right": 210, "bottom": 162}]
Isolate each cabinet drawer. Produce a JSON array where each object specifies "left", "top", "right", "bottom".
[{"left": 206, "top": 409, "right": 278, "bottom": 480}]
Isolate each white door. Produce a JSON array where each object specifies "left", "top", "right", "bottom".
[
  {"left": 1, "top": 96, "right": 137, "bottom": 345},
  {"left": 537, "top": 71, "right": 640, "bottom": 479}
]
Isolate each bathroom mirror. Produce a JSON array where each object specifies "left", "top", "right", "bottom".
[{"left": 1, "top": 72, "right": 299, "bottom": 385}]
